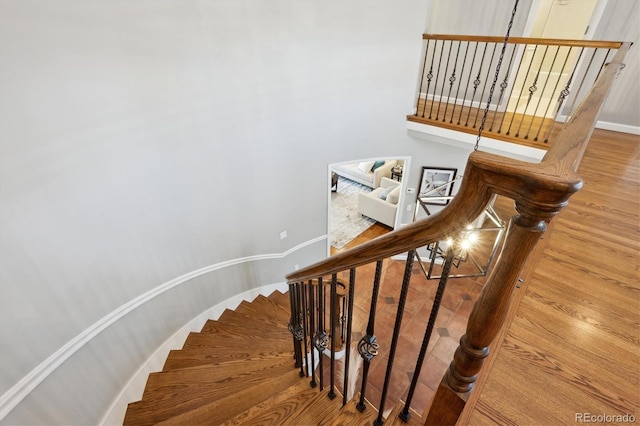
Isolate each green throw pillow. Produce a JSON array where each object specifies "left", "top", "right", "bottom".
[{"left": 370, "top": 160, "right": 385, "bottom": 171}]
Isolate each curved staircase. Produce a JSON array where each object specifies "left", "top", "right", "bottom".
[{"left": 123, "top": 290, "right": 422, "bottom": 425}]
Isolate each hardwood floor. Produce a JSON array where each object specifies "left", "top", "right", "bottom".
[{"left": 465, "top": 128, "right": 640, "bottom": 424}]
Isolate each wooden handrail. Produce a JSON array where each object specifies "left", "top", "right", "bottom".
[
  {"left": 422, "top": 34, "right": 623, "bottom": 49},
  {"left": 287, "top": 42, "right": 629, "bottom": 286}
]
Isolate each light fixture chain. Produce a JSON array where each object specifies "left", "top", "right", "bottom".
[{"left": 475, "top": 0, "right": 519, "bottom": 151}]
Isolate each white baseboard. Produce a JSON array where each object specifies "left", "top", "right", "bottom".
[
  {"left": 556, "top": 114, "right": 639, "bottom": 135},
  {"left": 100, "top": 281, "right": 289, "bottom": 425},
  {"left": 595, "top": 120, "right": 640, "bottom": 135}
]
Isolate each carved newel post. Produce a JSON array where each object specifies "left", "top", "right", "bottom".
[{"left": 425, "top": 201, "right": 553, "bottom": 425}]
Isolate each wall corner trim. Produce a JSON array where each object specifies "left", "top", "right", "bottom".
[{"left": 0, "top": 235, "right": 327, "bottom": 422}]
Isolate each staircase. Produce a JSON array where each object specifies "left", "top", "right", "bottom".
[{"left": 123, "top": 291, "right": 423, "bottom": 425}]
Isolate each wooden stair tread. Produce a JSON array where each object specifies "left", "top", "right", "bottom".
[
  {"left": 223, "top": 378, "right": 319, "bottom": 425},
  {"left": 384, "top": 400, "right": 424, "bottom": 426},
  {"left": 163, "top": 346, "right": 293, "bottom": 371},
  {"left": 125, "top": 358, "right": 295, "bottom": 424},
  {"left": 200, "top": 318, "right": 288, "bottom": 337},
  {"left": 219, "top": 306, "right": 289, "bottom": 331},
  {"left": 235, "top": 300, "right": 290, "bottom": 326},
  {"left": 328, "top": 393, "right": 379, "bottom": 426},
  {"left": 254, "top": 293, "right": 291, "bottom": 316},
  {"left": 152, "top": 370, "right": 304, "bottom": 426},
  {"left": 267, "top": 289, "right": 290, "bottom": 307},
  {"left": 281, "top": 388, "right": 344, "bottom": 425},
  {"left": 182, "top": 331, "right": 291, "bottom": 350}
]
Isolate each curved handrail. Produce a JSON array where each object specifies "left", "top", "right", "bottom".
[{"left": 286, "top": 42, "right": 630, "bottom": 284}]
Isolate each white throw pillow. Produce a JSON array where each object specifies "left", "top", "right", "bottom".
[
  {"left": 358, "top": 161, "right": 375, "bottom": 173},
  {"left": 387, "top": 186, "right": 401, "bottom": 204}
]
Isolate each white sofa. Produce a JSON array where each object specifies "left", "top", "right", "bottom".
[
  {"left": 332, "top": 160, "right": 398, "bottom": 188},
  {"left": 357, "top": 177, "right": 401, "bottom": 228}
]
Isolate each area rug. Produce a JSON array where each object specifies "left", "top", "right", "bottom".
[{"left": 330, "top": 177, "right": 375, "bottom": 249}]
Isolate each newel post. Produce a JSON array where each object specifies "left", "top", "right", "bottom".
[{"left": 424, "top": 209, "right": 547, "bottom": 425}]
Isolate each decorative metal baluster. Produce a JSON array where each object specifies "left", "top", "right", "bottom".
[
  {"left": 429, "top": 40, "right": 446, "bottom": 119},
  {"left": 565, "top": 48, "right": 598, "bottom": 124},
  {"left": 308, "top": 280, "right": 317, "bottom": 387},
  {"left": 473, "top": 42, "right": 498, "bottom": 128},
  {"left": 498, "top": 43, "right": 527, "bottom": 134},
  {"left": 525, "top": 45, "right": 560, "bottom": 139},
  {"left": 594, "top": 48, "right": 612, "bottom": 82},
  {"left": 543, "top": 47, "right": 584, "bottom": 142},
  {"left": 422, "top": 40, "right": 438, "bottom": 118},
  {"left": 450, "top": 41, "right": 470, "bottom": 123},
  {"left": 288, "top": 282, "right": 302, "bottom": 369},
  {"left": 442, "top": 41, "right": 462, "bottom": 123},
  {"left": 314, "top": 277, "right": 328, "bottom": 390},
  {"left": 465, "top": 42, "right": 488, "bottom": 127},
  {"left": 515, "top": 45, "right": 549, "bottom": 137},
  {"left": 328, "top": 274, "right": 338, "bottom": 399},
  {"left": 490, "top": 43, "right": 517, "bottom": 132},
  {"left": 374, "top": 250, "right": 416, "bottom": 426},
  {"left": 399, "top": 246, "right": 455, "bottom": 421},
  {"left": 295, "top": 284, "right": 305, "bottom": 377},
  {"left": 416, "top": 39, "right": 431, "bottom": 118},
  {"left": 458, "top": 42, "right": 479, "bottom": 125},
  {"left": 356, "top": 260, "right": 383, "bottom": 412},
  {"left": 300, "top": 282, "right": 310, "bottom": 378},
  {"left": 435, "top": 40, "right": 454, "bottom": 121},
  {"left": 506, "top": 44, "right": 538, "bottom": 135},
  {"left": 535, "top": 46, "right": 572, "bottom": 142},
  {"left": 342, "top": 268, "right": 356, "bottom": 406}
]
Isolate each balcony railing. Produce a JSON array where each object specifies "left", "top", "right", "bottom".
[{"left": 408, "top": 34, "right": 623, "bottom": 150}]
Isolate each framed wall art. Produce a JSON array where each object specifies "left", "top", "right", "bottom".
[{"left": 417, "top": 166, "right": 458, "bottom": 205}]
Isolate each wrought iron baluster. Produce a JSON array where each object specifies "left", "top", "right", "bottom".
[
  {"left": 399, "top": 246, "right": 455, "bottom": 421},
  {"left": 373, "top": 250, "right": 416, "bottom": 426},
  {"left": 515, "top": 45, "right": 549, "bottom": 137},
  {"left": 356, "top": 260, "right": 383, "bottom": 412},
  {"left": 300, "top": 282, "right": 310, "bottom": 378},
  {"left": 442, "top": 41, "right": 462, "bottom": 122},
  {"left": 544, "top": 47, "right": 584, "bottom": 143},
  {"left": 536, "top": 46, "right": 572, "bottom": 142},
  {"left": 490, "top": 43, "right": 517, "bottom": 132},
  {"left": 288, "top": 283, "right": 302, "bottom": 369},
  {"left": 314, "top": 277, "right": 327, "bottom": 390},
  {"left": 565, "top": 48, "right": 598, "bottom": 124},
  {"left": 328, "top": 274, "right": 338, "bottom": 400},
  {"left": 506, "top": 44, "right": 538, "bottom": 135},
  {"left": 416, "top": 39, "right": 431, "bottom": 118},
  {"left": 429, "top": 40, "right": 446, "bottom": 120},
  {"left": 498, "top": 43, "right": 527, "bottom": 134},
  {"left": 465, "top": 42, "right": 488, "bottom": 127},
  {"left": 423, "top": 40, "right": 438, "bottom": 118},
  {"left": 450, "top": 41, "right": 470, "bottom": 123},
  {"left": 295, "top": 284, "right": 305, "bottom": 377},
  {"left": 525, "top": 45, "right": 560, "bottom": 139},
  {"left": 342, "top": 268, "right": 356, "bottom": 406},
  {"left": 458, "top": 42, "right": 479, "bottom": 125},
  {"left": 435, "top": 40, "right": 454, "bottom": 121},
  {"left": 473, "top": 42, "right": 498, "bottom": 128},
  {"left": 308, "top": 280, "right": 317, "bottom": 387}
]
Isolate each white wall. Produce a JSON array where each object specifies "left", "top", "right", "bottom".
[
  {"left": 0, "top": 1, "right": 449, "bottom": 424},
  {"left": 592, "top": 0, "right": 640, "bottom": 128}
]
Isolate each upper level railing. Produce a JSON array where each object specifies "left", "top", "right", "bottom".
[
  {"left": 408, "top": 34, "right": 624, "bottom": 150},
  {"left": 286, "top": 42, "right": 630, "bottom": 425}
]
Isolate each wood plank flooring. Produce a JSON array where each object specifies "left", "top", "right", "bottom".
[{"left": 466, "top": 128, "right": 640, "bottom": 424}]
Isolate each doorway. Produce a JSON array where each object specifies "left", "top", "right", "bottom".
[
  {"left": 506, "top": 0, "right": 603, "bottom": 116},
  {"left": 327, "top": 157, "right": 410, "bottom": 256}
]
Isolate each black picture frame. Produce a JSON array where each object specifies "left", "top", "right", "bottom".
[{"left": 417, "top": 166, "right": 457, "bottom": 205}]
